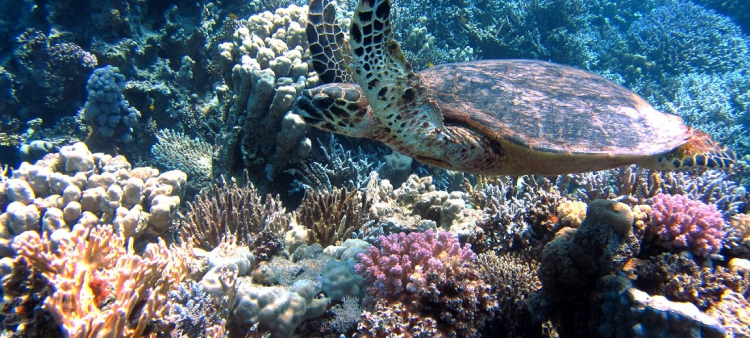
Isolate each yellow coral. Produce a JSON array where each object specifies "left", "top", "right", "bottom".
[
  {"left": 731, "top": 213, "right": 750, "bottom": 239},
  {"left": 13, "top": 225, "right": 190, "bottom": 338},
  {"left": 556, "top": 200, "right": 587, "bottom": 228}
]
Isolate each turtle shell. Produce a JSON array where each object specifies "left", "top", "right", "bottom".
[{"left": 419, "top": 59, "right": 689, "bottom": 157}]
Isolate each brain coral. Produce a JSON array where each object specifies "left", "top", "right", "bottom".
[{"left": 648, "top": 193, "right": 726, "bottom": 257}]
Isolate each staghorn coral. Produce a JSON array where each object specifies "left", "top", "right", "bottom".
[
  {"left": 355, "top": 230, "right": 497, "bottom": 337},
  {"left": 627, "top": 2, "right": 748, "bottom": 78},
  {"left": 180, "top": 174, "right": 292, "bottom": 250},
  {"left": 648, "top": 193, "right": 726, "bottom": 257},
  {"left": 725, "top": 213, "right": 750, "bottom": 255},
  {"left": 295, "top": 187, "right": 371, "bottom": 248},
  {"left": 291, "top": 135, "right": 384, "bottom": 192},
  {"left": 476, "top": 251, "right": 541, "bottom": 336},
  {"left": 12, "top": 224, "right": 190, "bottom": 338},
  {"left": 473, "top": 175, "right": 561, "bottom": 253},
  {"left": 166, "top": 281, "right": 227, "bottom": 338}
]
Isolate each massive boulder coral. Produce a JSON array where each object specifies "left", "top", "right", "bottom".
[
  {"left": 539, "top": 199, "right": 641, "bottom": 301},
  {"left": 0, "top": 142, "right": 186, "bottom": 256},
  {"left": 215, "top": 4, "right": 318, "bottom": 187}
]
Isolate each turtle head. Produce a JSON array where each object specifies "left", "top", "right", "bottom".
[{"left": 293, "top": 83, "right": 380, "bottom": 138}]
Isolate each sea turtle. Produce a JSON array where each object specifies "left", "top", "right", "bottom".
[{"left": 293, "top": 0, "right": 736, "bottom": 175}]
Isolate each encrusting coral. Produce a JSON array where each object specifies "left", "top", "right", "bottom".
[{"left": 11, "top": 224, "right": 191, "bottom": 338}]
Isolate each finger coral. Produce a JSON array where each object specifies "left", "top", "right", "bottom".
[
  {"left": 648, "top": 193, "right": 726, "bottom": 257},
  {"left": 12, "top": 225, "right": 190, "bottom": 338}
]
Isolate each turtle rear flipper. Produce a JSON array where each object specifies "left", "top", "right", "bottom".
[
  {"left": 307, "top": 0, "right": 353, "bottom": 84},
  {"left": 643, "top": 129, "right": 736, "bottom": 170}
]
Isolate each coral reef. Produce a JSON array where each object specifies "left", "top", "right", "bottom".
[
  {"left": 0, "top": 142, "right": 185, "bottom": 256},
  {"left": 0, "top": 257, "right": 62, "bottom": 338},
  {"left": 539, "top": 199, "right": 641, "bottom": 301},
  {"left": 80, "top": 66, "right": 141, "bottom": 143},
  {"left": 356, "top": 230, "right": 497, "bottom": 337},
  {"left": 180, "top": 174, "right": 292, "bottom": 250},
  {"left": 11, "top": 224, "right": 190, "bottom": 338},
  {"left": 593, "top": 274, "right": 726, "bottom": 338},
  {"left": 215, "top": 4, "right": 318, "bottom": 188},
  {"left": 648, "top": 193, "right": 726, "bottom": 257}
]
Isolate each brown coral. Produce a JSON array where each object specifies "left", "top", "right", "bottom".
[
  {"left": 181, "top": 174, "right": 292, "bottom": 250},
  {"left": 294, "top": 187, "right": 371, "bottom": 247}
]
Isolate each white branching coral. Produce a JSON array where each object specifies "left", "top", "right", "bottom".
[
  {"left": 151, "top": 129, "right": 213, "bottom": 182},
  {"left": 13, "top": 225, "right": 191, "bottom": 338}
]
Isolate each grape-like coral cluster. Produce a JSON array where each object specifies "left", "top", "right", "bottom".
[
  {"left": 80, "top": 66, "right": 141, "bottom": 142},
  {"left": 648, "top": 193, "right": 726, "bottom": 257}
]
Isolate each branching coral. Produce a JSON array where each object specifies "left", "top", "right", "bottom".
[
  {"left": 355, "top": 230, "right": 497, "bottom": 337},
  {"left": 0, "top": 257, "right": 61, "bottom": 338},
  {"left": 648, "top": 193, "right": 726, "bottom": 257},
  {"left": 181, "top": 174, "right": 292, "bottom": 250},
  {"left": 12, "top": 225, "right": 190, "bottom": 338},
  {"left": 295, "top": 187, "right": 371, "bottom": 248},
  {"left": 476, "top": 251, "right": 541, "bottom": 336},
  {"left": 473, "top": 175, "right": 561, "bottom": 253}
]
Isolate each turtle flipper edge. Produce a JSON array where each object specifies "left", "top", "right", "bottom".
[
  {"left": 349, "top": 0, "right": 439, "bottom": 120},
  {"left": 643, "top": 129, "right": 736, "bottom": 170},
  {"left": 307, "top": 0, "right": 353, "bottom": 84}
]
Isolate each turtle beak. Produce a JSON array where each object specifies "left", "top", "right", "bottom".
[
  {"left": 293, "top": 89, "right": 336, "bottom": 132},
  {"left": 293, "top": 90, "right": 322, "bottom": 123}
]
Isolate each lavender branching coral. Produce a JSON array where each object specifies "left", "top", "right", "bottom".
[
  {"left": 355, "top": 230, "right": 497, "bottom": 337},
  {"left": 648, "top": 193, "right": 726, "bottom": 257}
]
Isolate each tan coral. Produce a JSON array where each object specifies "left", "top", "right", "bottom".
[
  {"left": 556, "top": 199, "right": 587, "bottom": 228},
  {"left": 13, "top": 225, "right": 190, "bottom": 338}
]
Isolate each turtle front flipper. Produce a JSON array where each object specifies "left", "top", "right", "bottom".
[
  {"left": 642, "top": 129, "right": 736, "bottom": 170},
  {"left": 307, "top": 0, "right": 353, "bottom": 84},
  {"left": 349, "top": 0, "right": 444, "bottom": 127}
]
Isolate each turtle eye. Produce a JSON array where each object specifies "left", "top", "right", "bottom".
[{"left": 312, "top": 94, "right": 335, "bottom": 109}]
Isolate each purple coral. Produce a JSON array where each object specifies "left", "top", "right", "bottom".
[
  {"left": 649, "top": 193, "right": 726, "bottom": 257},
  {"left": 355, "top": 229, "right": 475, "bottom": 298}
]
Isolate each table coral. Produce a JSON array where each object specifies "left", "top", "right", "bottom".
[{"left": 648, "top": 193, "right": 726, "bottom": 257}]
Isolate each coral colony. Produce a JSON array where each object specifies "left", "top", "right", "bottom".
[{"left": 0, "top": 0, "right": 749, "bottom": 338}]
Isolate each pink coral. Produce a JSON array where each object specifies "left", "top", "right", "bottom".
[
  {"left": 355, "top": 229, "right": 475, "bottom": 298},
  {"left": 649, "top": 193, "right": 726, "bottom": 257},
  {"left": 355, "top": 230, "right": 495, "bottom": 337}
]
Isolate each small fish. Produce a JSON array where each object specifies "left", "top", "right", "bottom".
[
  {"left": 228, "top": 13, "right": 239, "bottom": 20},
  {"left": 460, "top": 15, "right": 467, "bottom": 25},
  {"left": 427, "top": 61, "right": 434, "bottom": 68},
  {"left": 149, "top": 103, "right": 155, "bottom": 111}
]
